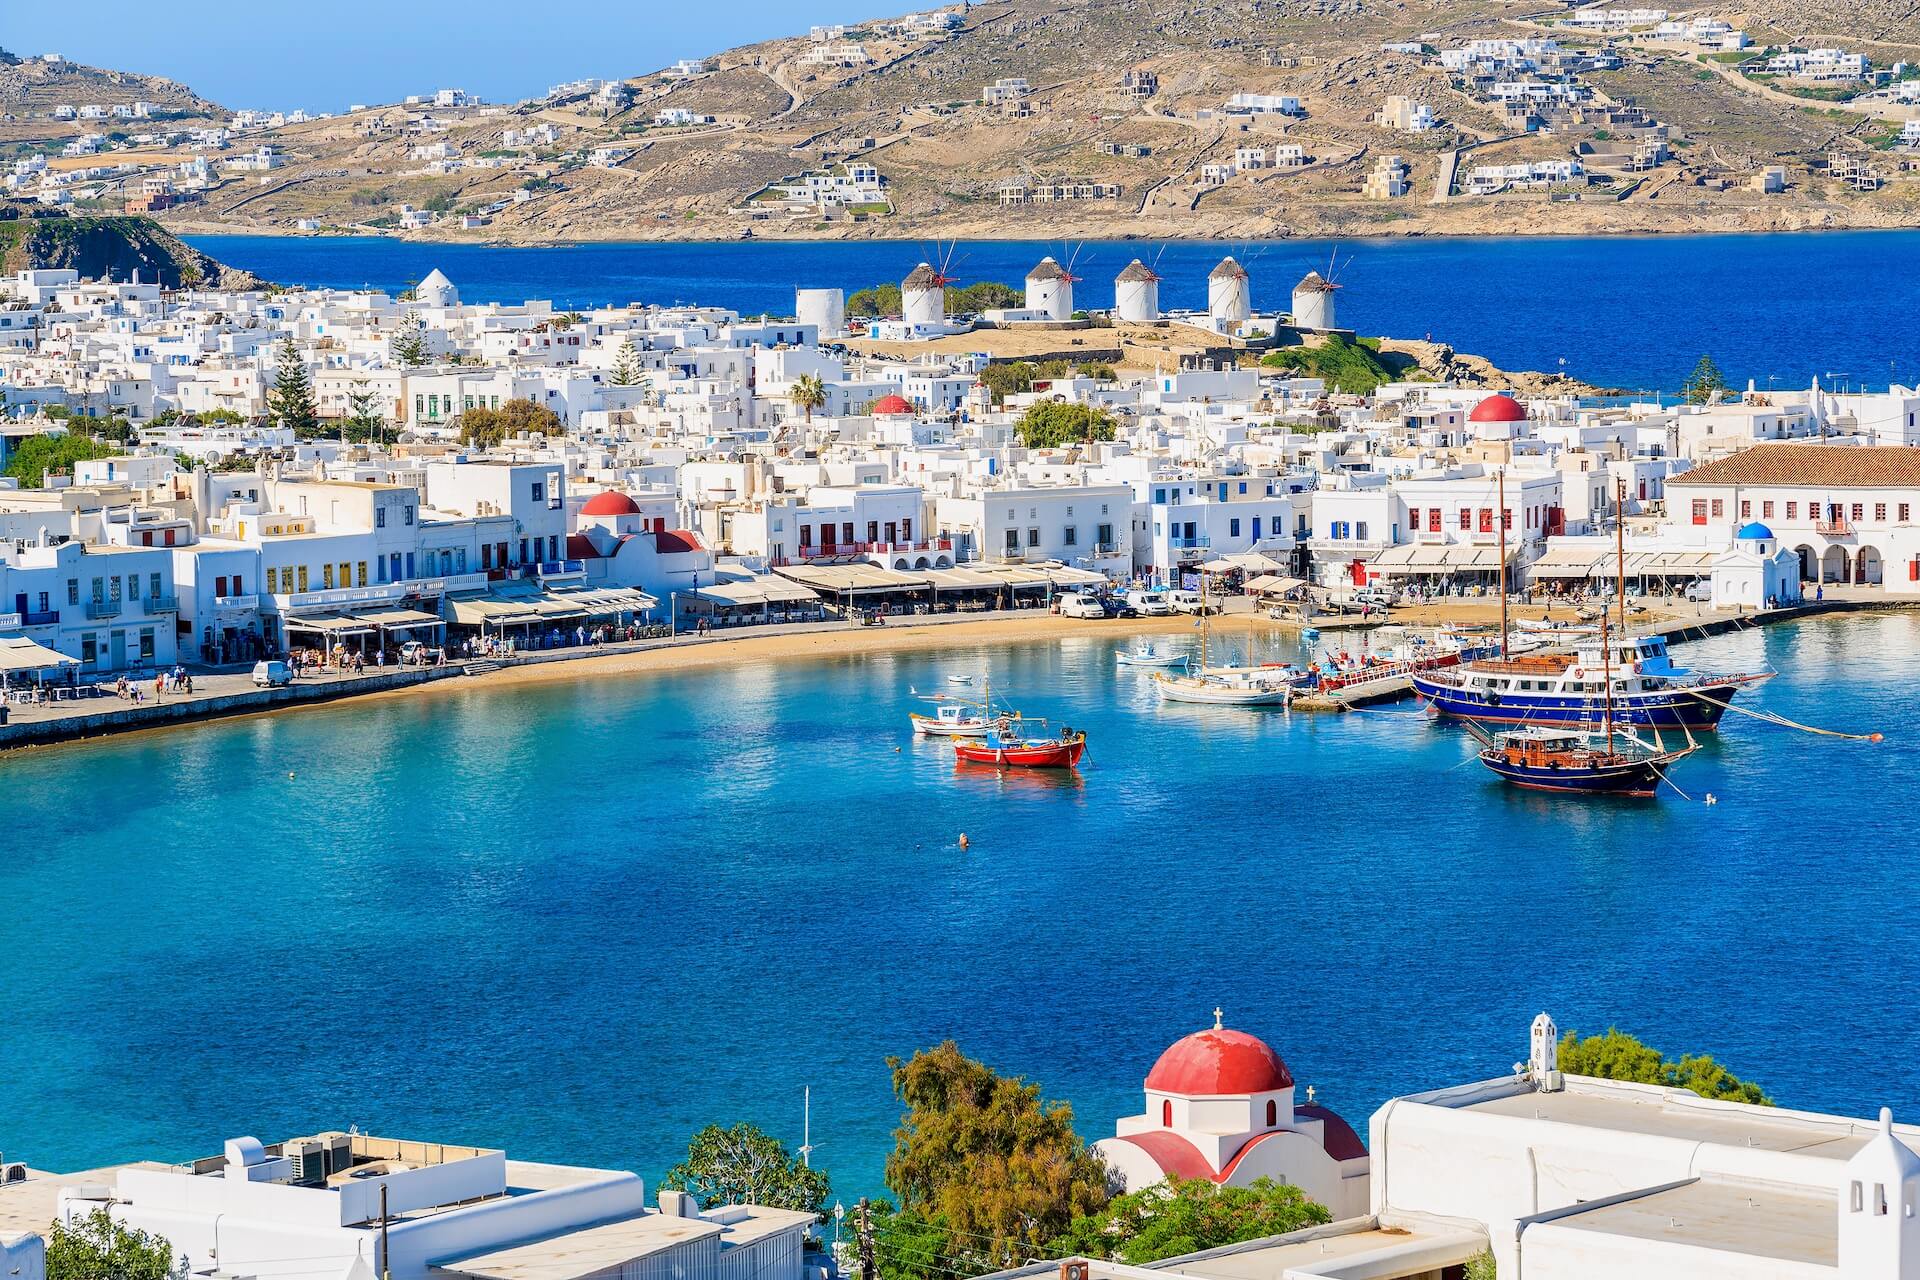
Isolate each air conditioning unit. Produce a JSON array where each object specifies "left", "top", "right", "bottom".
[
  {"left": 283, "top": 1139, "right": 327, "bottom": 1186},
  {"left": 318, "top": 1132, "right": 354, "bottom": 1176},
  {"left": 2, "top": 1163, "right": 27, "bottom": 1184}
]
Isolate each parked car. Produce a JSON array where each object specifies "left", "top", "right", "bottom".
[
  {"left": 399, "top": 640, "right": 444, "bottom": 666},
  {"left": 1167, "top": 589, "right": 1215, "bottom": 615},
  {"left": 1058, "top": 592, "right": 1107, "bottom": 619},
  {"left": 1685, "top": 579, "right": 1713, "bottom": 603},
  {"left": 1100, "top": 593, "right": 1137, "bottom": 618},
  {"left": 251, "top": 660, "right": 293, "bottom": 688},
  {"left": 1350, "top": 586, "right": 1397, "bottom": 608},
  {"left": 1126, "top": 589, "right": 1174, "bottom": 617}
]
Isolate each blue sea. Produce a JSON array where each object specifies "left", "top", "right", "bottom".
[
  {"left": 186, "top": 232, "right": 1920, "bottom": 392},
  {"left": 5, "top": 615, "right": 1918, "bottom": 1197}
]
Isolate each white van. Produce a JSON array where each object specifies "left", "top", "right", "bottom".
[
  {"left": 1058, "top": 593, "right": 1107, "bottom": 619},
  {"left": 252, "top": 660, "right": 293, "bottom": 687},
  {"left": 1168, "top": 589, "right": 1213, "bottom": 615},
  {"left": 1127, "top": 589, "right": 1174, "bottom": 617}
]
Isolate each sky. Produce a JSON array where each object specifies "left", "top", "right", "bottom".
[{"left": 5, "top": 1, "right": 903, "bottom": 112}]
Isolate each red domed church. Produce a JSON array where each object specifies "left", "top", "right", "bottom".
[{"left": 1093, "top": 1015, "right": 1370, "bottom": 1217}]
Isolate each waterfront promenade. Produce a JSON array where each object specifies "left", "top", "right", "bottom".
[{"left": 0, "top": 590, "right": 1881, "bottom": 751}]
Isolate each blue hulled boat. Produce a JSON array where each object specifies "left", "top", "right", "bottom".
[{"left": 1412, "top": 633, "right": 1767, "bottom": 731}]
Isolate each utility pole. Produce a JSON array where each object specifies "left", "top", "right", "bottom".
[
  {"left": 857, "top": 1197, "right": 876, "bottom": 1280},
  {"left": 380, "top": 1182, "right": 391, "bottom": 1280}
]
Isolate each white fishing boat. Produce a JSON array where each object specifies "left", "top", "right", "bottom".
[
  {"left": 1116, "top": 644, "right": 1189, "bottom": 668},
  {"left": 907, "top": 679, "right": 1017, "bottom": 737},
  {"left": 1151, "top": 579, "right": 1291, "bottom": 707}
]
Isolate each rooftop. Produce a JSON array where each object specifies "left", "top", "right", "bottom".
[
  {"left": 1674, "top": 442, "right": 1920, "bottom": 488},
  {"left": 1532, "top": 1175, "right": 1836, "bottom": 1268},
  {"left": 433, "top": 1205, "right": 816, "bottom": 1280}
]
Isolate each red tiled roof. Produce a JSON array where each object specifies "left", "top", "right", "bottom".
[
  {"left": 654, "top": 529, "right": 703, "bottom": 554},
  {"left": 1294, "top": 1103, "right": 1368, "bottom": 1162},
  {"left": 1673, "top": 444, "right": 1920, "bottom": 488},
  {"left": 565, "top": 534, "right": 603, "bottom": 560}
]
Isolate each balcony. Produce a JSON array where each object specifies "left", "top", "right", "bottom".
[
  {"left": 146, "top": 595, "right": 179, "bottom": 613},
  {"left": 86, "top": 599, "right": 122, "bottom": 619},
  {"left": 20, "top": 610, "right": 58, "bottom": 626},
  {"left": 212, "top": 594, "right": 260, "bottom": 613},
  {"left": 1167, "top": 535, "right": 1212, "bottom": 550},
  {"left": 1814, "top": 519, "right": 1854, "bottom": 538}
]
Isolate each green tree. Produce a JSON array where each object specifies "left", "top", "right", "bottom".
[
  {"left": 1015, "top": 401, "right": 1117, "bottom": 450},
  {"left": 660, "top": 1122, "right": 830, "bottom": 1216},
  {"left": 978, "top": 361, "right": 1036, "bottom": 406},
  {"left": 1682, "top": 353, "right": 1728, "bottom": 405},
  {"left": 879, "top": 1041, "right": 1110, "bottom": 1271},
  {"left": 1258, "top": 335, "right": 1398, "bottom": 395},
  {"left": 2, "top": 432, "right": 117, "bottom": 486},
  {"left": 457, "top": 397, "right": 566, "bottom": 447},
  {"left": 788, "top": 373, "right": 828, "bottom": 424},
  {"left": 268, "top": 339, "right": 318, "bottom": 437},
  {"left": 47, "top": 1207, "right": 179, "bottom": 1280},
  {"left": 390, "top": 310, "right": 429, "bottom": 368},
  {"left": 1051, "top": 1177, "right": 1331, "bottom": 1265},
  {"left": 848, "top": 282, "right": 903, "bottom": 317},
  {"left": 945, "top": 281, "right": 1022, "bottom": 312},
  {"left": 344, "top": 383, "right": 388, "bottom": 445},
  {"left": 1557, "top": 1028, "right": 1772, "bottom": 1106},
  {"left": 609, "top": 337, "right": 644, "bottom": 387}
]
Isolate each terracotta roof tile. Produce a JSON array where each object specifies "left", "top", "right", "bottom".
[{"left": 1676, "top": 444, "right": 1920, "bottom": 489}]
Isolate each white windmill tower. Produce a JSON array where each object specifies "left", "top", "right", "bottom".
[
  {"left": 1290, "top": 250, "right": 1346, "bottom": 333},
  {"left": 1208, "top": 255, "right": 1252, "bottom": 333},
  {"left": 902, "top": 243, "right": 958, "bottom": 329},
  {"left": 1115, "top": 258, "right": 1162, "bottom": 323},
  {"left": 1026, "top": 246, "right": 1083, "bottom": 321}
]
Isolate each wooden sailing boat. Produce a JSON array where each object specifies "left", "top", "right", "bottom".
[{"left": 1471, "top": 478, "right": 1695, "bottom": 796}]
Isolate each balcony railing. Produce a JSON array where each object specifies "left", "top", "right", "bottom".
[
  {"left": 212, "top": 594, "right": 259, "bottom": 612},
  {"left": 1814, "top": 519, "right": 1854, "bottom": 537},
  {"left": 146, "top": 595, "right": 179, "bottom": 613},
  {"left": 21, "top": 610, "right": 57, "bottom": 626},
  {"left": 1168, "top": 535, "right": 1212, "bottom": 550},
  {"left": 86, "top": 599, "right": 122, "bottom": 619}
]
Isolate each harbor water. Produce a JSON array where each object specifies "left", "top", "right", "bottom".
[
  {"left": 4, "top": 614, "right": 1918, "bottom": 1195},
  {"left": 186, "top": 232, "right": 1920, "bottom": 393}
]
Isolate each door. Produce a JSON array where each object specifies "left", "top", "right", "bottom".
[{"left": 109, "top": 630, "right": 126, "bottom": 669}]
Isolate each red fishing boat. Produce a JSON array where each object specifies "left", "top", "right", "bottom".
[{"left": 953, "top": 720, "right": 1087, "bottom": 769}]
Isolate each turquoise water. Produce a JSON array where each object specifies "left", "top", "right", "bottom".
[
  {"left": 186, "top": 233, "right": 1920, "bottom": 392},
  {"left": 4, "top": 615, "right": 1918, "bottom": 1193}
]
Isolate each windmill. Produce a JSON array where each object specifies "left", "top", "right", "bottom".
[
  {"left": 902, "top": 240, "right": 959, "bottom": 327},
  {"left": 1291, "top": 246, "right": 1347, "bottom": 332},
  {"left": 1115, "top": 244, "right": 1164, "bottom": 323},
  {"left": 1027, "top": 241, "right": 1086, "bottom": 320}
]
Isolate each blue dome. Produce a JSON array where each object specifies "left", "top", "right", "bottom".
[{"left": 1735, "top": 522, "right": 1774, "bottom": 540}]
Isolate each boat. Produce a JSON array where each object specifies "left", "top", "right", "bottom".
[
  {"left": 908, "top": 678, "right": 1017, "bottom": 737},
  {"left": 1152, "top": 577, "right": 1292, "bottom": 706},
  {"left": 1116, "top": 644, "right": 1190, "bottom": 668},
  {"left": 1471, "top": 726, "right": 1689, "bottom": 797},
  {"left": 953, "top": 723, "right": 1087, "bottom": 769},
  {"left": 946, "top": 674, "right": 975, "bottom": 685},
  {"left": 1413, "top": 471, "right": 1767, "bottom": 730}
]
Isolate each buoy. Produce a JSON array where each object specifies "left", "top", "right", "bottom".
[
  {"left": 288, "top": 771, "right": 296, "bottom": 779},
  {"left": 958, "top": 833, "right": 970, "bottom": 850},
  {"left": 1704, "top": 793, "right": 1717, "bottom": 805},
  {"left": 1871, "top": 733, "right": 1885, "bottom": 743}
]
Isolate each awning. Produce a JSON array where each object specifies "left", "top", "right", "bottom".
[
  {"left": 354, "top": 607, "right": 446, "bottom": 629},
  {"left": 1244, "top": 574, "right": 1309, "bottom": 594},
  {"left": 1203, "top": 551, "right": 1288, "bottom": 575},
  {"left": 1369, "top": 543, "right": 1515, "bottom": 574},
  {"left": 774, "top": 563, "right": 931, "bottom": 595},
  {"left": 0, "top": 635, "right": 78, "bottom": 674},
  {"left": 696, "top": 578, "right": 816, "bottom": 607},
  {"left": 284, "top": 612, "right": 375, "bottom": 636},
  {"left": 550, "top": 587, "right": 659, "bottom": 615}
]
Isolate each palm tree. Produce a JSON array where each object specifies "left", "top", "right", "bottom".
[{"left": 789, "top": 374, "right": 828, "bottom": 425}]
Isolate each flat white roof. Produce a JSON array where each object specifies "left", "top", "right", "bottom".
[
  {"left": 1532, "top": 1175, "right": 1836, "bottom": 1268},
  {"left": 1463, "top": 1080, "right": 1878, "bottom": 1161}
]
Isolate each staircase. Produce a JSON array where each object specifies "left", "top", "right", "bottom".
[{"left": 463, "top": 661, "right": 502, "bottom": 677}]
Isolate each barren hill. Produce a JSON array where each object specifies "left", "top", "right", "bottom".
[{"left": 135, "top": 0, "right": 1920, "bottom": 242}]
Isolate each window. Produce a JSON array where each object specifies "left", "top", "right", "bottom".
[
  {"left": 322, "top": 564, "right": 334, "bottom": 590},
  {"left": 1711, "top": 499, "right": 1723, "bottom": 518},
  {"left": 1877, "top": 503, "right": 1888, "bottom": 521},
  {"left": 1356, "top": 521, "right": 1369, "bottom": 541},
  {"left": 1229, "top": 518, "right": 1241, "bottom": 537},
  {"left": 531, "top": 481, "right": 545, "bottom": 504},
  {"left": 404, "top": 504, "right": 415, "bottom": 526},
  {"left": 140, "top": 628, "right": 155, "bottom": 660},
  {"left": 1407, "top": 507, "right": 1420, "bottom": 528},
  {"left": 1691, "top": 499, "right": 1708, "bottom": 526},
  {"left": 1027, "top": 527, "right": 1041, "bottom": 548},
  {"left": 1162, "top": 1100, "right": 1173, "bottom": 1127},
  {"left": 67, "top": 579, "right": 78, "bottom": 606},
  {"left": 842, "top": 522, "right": 854, "bottom": 544},
  {"left": 1265, "top": 1100, "right": 1277, "bottom": 1127},
  {"left": 1459, "top": 507, "right": 1471, "bottom": 530},
  {"left": 867, "top": 521, "right": 879, "bottom": 543},
  {"left": 1740, "top": 500, "right": 1750, "bottom": 519},
  {"left": 1479, "top": 508, "right": 1493, "bottom": 533},
  {"left": 1429, "top": 509, "right": 1442, "bottom": 532},
  {"left": 1786, "top": 501, "right": 1797, "bottom": 519},
  {"left": 377, "top": 507, "right": 387, "bottom": 528},
  {"left": 357, "top": 562, "right": 368, "bottom": 587},
  {"left": 149, "top": 573, "right": 161, "bottom": 599},
  {"left": 91, "top": 577, "right": 104, "bottom": 603},
  {"left": 1097, "top": 522, "right": 1113, "bottom": 548},
  {"left": 1063, "top": 526, "right": 1077, "bottom": 546},
  {"left": 128, "top": 575, "right": 140, "bottom": 600},
  {"left": 297, "top": 566, "right": 309, "bottom": 592},
  {"left": 1004, "top": 529, "right": 1020, "bottom": 552},
  {"left": 1903, "top": 504, "right": 1912, "bottom": 522},
  {"left": 1762, "top": 501, "right": 1774, "bottom": 518},
  {"left": 1852, "top": 503, "right": 1865, "bottom": 521}
]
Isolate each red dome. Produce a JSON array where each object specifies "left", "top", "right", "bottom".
[
  {"left": 581, "top": 490, "right": 642, "bottom": 517},
  {"left": 1468, "top": 393, "right": 1528, "bottom": 423},
  {"left": 1146, "top": 1028, "right": 1294, "bottom": 1096},
  {"left": 872, "top": 394, "right": 915, "bottom": 416}
]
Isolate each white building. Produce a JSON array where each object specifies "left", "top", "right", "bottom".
[{"left": 936, "top": 483, "right": 1133, "bottom": 577}]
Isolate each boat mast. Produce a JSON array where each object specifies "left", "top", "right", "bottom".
[
  {"left": 1497, "top": 468, "right": 1509, "bottom": 658},
  {"left": 1199, "top": 570, "right": 1210, "bottom": 671},
  {"left": 1600, "top": 576, "right": 1614, "bottom": 752},
  {"left": 1615, "top": 476, "right": 1627, "bottom": 635}
]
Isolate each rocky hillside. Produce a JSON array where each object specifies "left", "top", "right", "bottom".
[
  {"left": 136, "top": 0, "right": 1920, "bottom": 242},
  {"left": 0, "top": 45, "right": 226, "bottom": 145},
  {"left": 0, "top": 206, "right": 260, "bottom": 289}
]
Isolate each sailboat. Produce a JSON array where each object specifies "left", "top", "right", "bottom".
[
  {"left": 1116, "top": 643, "right": 1189, "bottom": 668},
  {"left": 1469, "top": 478, "right": 1694, "bottom": 797},
  {"left": 1152, "top": 577, "right": 1291, "bottom": 706},
  {"left": 908, "top": 677, "right": 1017, "bottom": 737}
]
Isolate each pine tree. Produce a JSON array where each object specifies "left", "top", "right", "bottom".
[
  {"left": 391, "top": 310, "right": 429, "bottom": 368},
  {"left": 609, "top": 336, "right": 643, "bottom": 386},
  {"left": 1682, "top": 353, "right": 1728, "bottom": 406},
  {"left": 268, "top": 339, "right": 318, "bottom": 437}
]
